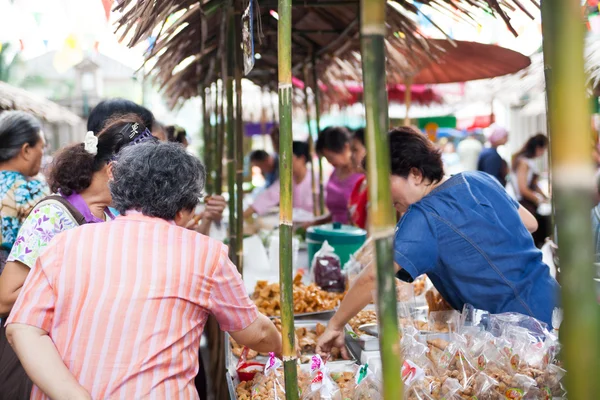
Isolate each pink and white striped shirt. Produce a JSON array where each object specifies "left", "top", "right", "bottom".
[{"left": 7, "top": 213, "right": 258, "bottom": 400}]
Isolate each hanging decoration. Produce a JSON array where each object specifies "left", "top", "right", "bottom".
[
  {"left": 242, "top": 0, "right": 255, "bottom": 75},
  {"left": 101, "top": 0, "right": 114, "bottom": 22}
]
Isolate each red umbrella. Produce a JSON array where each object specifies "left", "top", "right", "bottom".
[
  {"left": 341, "top": 83, "right": 443, "bottom": 106},
  {"left": 398, "top": 40, "right": 532, "bottom": 85},
  {"left": 329, "top": 39, "right": 531, "bottom": 124}
]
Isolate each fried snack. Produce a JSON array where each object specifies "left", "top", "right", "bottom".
[
  {"left": 230, "top": 337, "right": 258, "bottom": 360},
  {"left": 348, "top": 310, "right": 377, "bottom": 336},
  {"left": 412, "top": 276, "right": 426, "bottom": 296},
  {"left": 252, "top": 274, "right": 345, "bottom": 316},
  {"left": 425, "top": 287, "right": 453, "bottom": 313}
]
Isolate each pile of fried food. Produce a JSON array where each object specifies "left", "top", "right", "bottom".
[
  {"left": 348, "top": 310, "right": 377, "bottom": 336},
  {"left": 252, "top": 274, "right": 345, "bottom": 316},
  {"left": 402, "top": 325, "right": 566, "bottom": 400},
  {"left": 230, "top": 320, "right": 344, "bottom": 363}
]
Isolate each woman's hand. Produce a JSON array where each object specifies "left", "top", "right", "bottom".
[
  {"left": 316, "top": 325, "right": 349, "bottom": 360},
  {"left": 204, "top": 195, "right": 226, "bottom": 221}
]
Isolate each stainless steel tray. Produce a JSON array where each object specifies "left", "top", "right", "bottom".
[
  {"left": 226, "top": 371, "right": 237, "bottom": 400},
  {"left": 267, "top": 309, "right": 336, "bottom": 321},
  {"left": 345, "top": 323, "right": 380, "bottom": 352}
]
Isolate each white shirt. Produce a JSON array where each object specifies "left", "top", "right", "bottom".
[{"left": 457, "top": 137, "right": 483, "bottom": 172}]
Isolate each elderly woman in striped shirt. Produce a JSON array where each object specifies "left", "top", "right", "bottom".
[{"left": 6, "top": 142, "right": 282, "bottom": 400}]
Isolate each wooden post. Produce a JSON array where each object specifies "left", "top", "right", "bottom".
[
  {"left": 303, "top": 65, "right": 319, "bottom": 216},
  {"left": 311, "top": 55, "right": 325, "bottom": 215},
  {"left": 234, "top": 0, "right": 244, "bottom": 273}
]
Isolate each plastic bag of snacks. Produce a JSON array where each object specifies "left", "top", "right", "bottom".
[
  {"left": 251, "top": 353, "right": 286, "bottom": 400},
  {"left": 301, "top": 355, "right": 343, "bottom": 400},
  {"left": 353, "top": 364, "right": 382, "bottom": 400},
  {"left": 312, "top": 241, "right": 345, "bottom": 293}
]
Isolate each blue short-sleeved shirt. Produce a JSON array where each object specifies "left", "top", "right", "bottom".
[{"left": 394, "top": 171, "right": 560, "bottom": 327}]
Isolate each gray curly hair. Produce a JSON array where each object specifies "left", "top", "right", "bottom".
[{"left": 110, "top": 142, "right": 205, "bottom": 220}]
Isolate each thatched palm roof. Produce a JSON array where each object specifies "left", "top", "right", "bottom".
[
  {"left": 114, "top": 0, "right": 538, "bottom": 108},
  {"left": 0, "top": 81, "right": 82, "bottom": 125}
]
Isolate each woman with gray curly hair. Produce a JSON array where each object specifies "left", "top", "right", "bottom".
[{"left": 5, "top": 142, "right": 282, "bottom": 400}]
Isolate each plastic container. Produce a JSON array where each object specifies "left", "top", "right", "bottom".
[{"left": 307, "top": 223, "right": 367, "bottom": 268}]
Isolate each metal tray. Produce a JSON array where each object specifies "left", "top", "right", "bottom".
[
  {"left": 345, "top": 324, "right": 380, "bottom": 352},
  {"left": 226, "top": 371, "right": 237, "bottom": 400}
]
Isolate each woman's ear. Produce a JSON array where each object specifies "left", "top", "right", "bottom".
[
  {"left": 409, "top": 167, "right": 423, "bottom": 185},
  {"left": 20, "top": 143, "right": 32, "bottom": 161},
  {"left": 107, "top": 162, "right": 114, "bottom": 180}
]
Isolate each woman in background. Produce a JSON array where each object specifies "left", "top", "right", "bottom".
[
  {"left": 166, "top": 125, "right": 189, "bottom": 147},
  {"left": 508, "top": 134, "right": 550, "bottom": 247},
  {"left": 348, "top": 128, "right": 368, "bottom": 229},
  {"left": 0, "top": 111, "right": 49, "bottom": 274},
  {"left": 309, "top": 127, "right": 363, "bottom": 226}
]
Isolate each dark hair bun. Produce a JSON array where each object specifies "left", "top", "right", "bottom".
[{"left": 49, "top": 114, "right": 151, "bottom": 196}]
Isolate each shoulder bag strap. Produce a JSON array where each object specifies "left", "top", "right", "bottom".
[{"left": 33, "top": 195, "right": 88, "bottom": 226}]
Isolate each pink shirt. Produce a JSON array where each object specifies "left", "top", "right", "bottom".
[
  {"left": 325, "top": 170, "right": 364, "bottom": 224},
  {"left": 7, "top": 213, "right": 258, "bottom": 400},
  {"left": 251, "top": 171, "right": 316, "bottom": 215}
]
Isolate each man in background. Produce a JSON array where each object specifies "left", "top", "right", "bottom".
[
  {"left": 478, "top": 125, "right": 509, "bottom": 187},
  {"left": 457, "top": 131, "right": 483, "bottom": 171},
  {"left": 249, "top": 150, "right": 279, "bottom": 189}
]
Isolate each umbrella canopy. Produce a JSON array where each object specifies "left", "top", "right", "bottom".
[
  {"left": 326, "top": 39, "right": 532, "bottom": 86},
  {"left": 341, "top": 83, "right": 443, "bottom": 106},
  {"left": 404, "top": 40, "right": 532, "bottom": 85}
]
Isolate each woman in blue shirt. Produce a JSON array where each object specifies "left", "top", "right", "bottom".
[{"left": 317, "top": 127, "right": 560, "bottom": 358}]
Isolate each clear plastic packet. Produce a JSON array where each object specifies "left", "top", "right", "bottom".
[
  {"left": 329, "top": 364, "right": 360, "bottom": 399},
  {"left": 251, "top": 353, "right": 286, "bottom": 399},
  {"left": 436, "top": 341, "right": 477, "bottom": 389},
  {"left": 312, "top": 241, "right": 345, "bottom": 293},
  {"left": 487, "top": 312, "right": 549, "bottom": 340},
  {"left": 427, "top": 310, "right": 460, "bottom": 333},
  {"left": 499, "top": 373, "right": 537, "bottom": 400},
  {"left": 344, "top": 255, "right": 362, "bottom": 285},
  {"left": 353, "top": 364, "right": 382, "bottom": 400},
  {"left": 532, "top": 364, "right": 567, "bottom": 399},
  {"left": 440, "top": 378, "right": 462, "bottom": 399},
  {"left": 301, "top": 355, "right": 342, "bottom": 400},
  {"left": 471, "top": 372, "right": 501, "bottom": 399},
  {"left": 404, "top": 376, "right": 439, "bottom": 400}
]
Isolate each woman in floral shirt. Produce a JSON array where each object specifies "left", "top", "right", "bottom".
[{"left": 0, "top": 111, "right": 49, "bottom": 273}]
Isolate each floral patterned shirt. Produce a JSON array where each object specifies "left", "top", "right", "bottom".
[
  {"left": 0, "top": 171, "right": 49, "bottom": 253},
  {"left": 8, "top": 202, "right": 79, "bottom": 268},
  {"left": 8, "top": 199, "right": 115, "bottom": 269}
]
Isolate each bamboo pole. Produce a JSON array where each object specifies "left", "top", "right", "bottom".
[
  {"left": 234, "top": 0, "right": 244, "bottom": 273},
  {"left": 541, "top": 1, "right": 600, "bottom": 398},
  {"left": 214, "top": 81, "right": 225, "bottom": 195},
  {"left": 360, "top": 0, "right": 402, "bottom": 398},
  {"left": 303, "top": 64, "right": 319, "bottom": 217},
  {"left": 311, "top": 55, "right": 325, "bottom": 215},
  {"left": 202, "top": 85, "right": 214, "bottom": 194},
  {"left": 226, "top": 7, "right": 238, "bottom": 266},
  {"left": 278, "top": 0, "right": 298, "bottom": 395}
]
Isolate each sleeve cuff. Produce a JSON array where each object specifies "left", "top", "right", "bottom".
[
  {"left": 219, "top": 305, "right": 260, "bottom": 332},
  {"left": 394, "top": 250, "right": 421, "bottom": 282}
]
